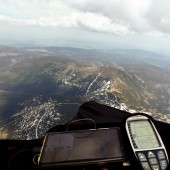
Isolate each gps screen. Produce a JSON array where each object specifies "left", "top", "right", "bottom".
[
  {"left": 130, "top": 120, "right": 160, "bottom": 149},
  {"left": 39, "top": 128, "right": 124, "bottom": 167}
]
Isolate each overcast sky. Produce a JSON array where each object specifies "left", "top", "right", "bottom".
[{"left": 0, "top": 0, "right": 170, "bottom": 54}]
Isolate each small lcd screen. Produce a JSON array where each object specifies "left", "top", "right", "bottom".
[
  {"left": 130, "top": 120, "right": 160, "bottom": 149},
  {"left": 39, "top": 128, "right": 124, "bottom": 167}
]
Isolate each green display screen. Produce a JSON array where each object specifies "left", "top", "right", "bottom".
[{"left": 130, "top": 120, "right": 160, "bottom": 149}]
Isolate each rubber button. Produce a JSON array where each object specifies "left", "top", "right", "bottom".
[
  {"left": 151, "top": 165, "right": 159, "bottom": 170},
  {"left": 148, "top": 151, "right": 156, "bottom": 158},
  {"left": 138, "top": 153, "right": 147, "bottom": 161},
  {"left": 160, "top": 160, "right": 167, "bottom": 170},
  {"left": 149, "top": 158, "right": 158, "bottom": 165},
  {"left": 141, "top": 162, "right": 151, "bottom": 170},
  {"left": 157, "top": 150, "right": 165, "bottom": 160}
]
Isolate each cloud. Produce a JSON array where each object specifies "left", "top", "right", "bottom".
[
  {"left": 0, "top": 15, "right": 36, "bottom": 26},
  {"left": 66, "top": 0, "right": 152, "bottom": 32},
  {"left": 66, "top": 0, "right": 170, "bottom": 35},
  {"left": 0, "top": 12, "right": 132, "bottom": 35},
  {"left": 0, "top": 0, "right": 170, "bottom": 35},
  {"left": 76, "top": 12, "right": 132, "bottom": 34},
  {"left": 144, "top": 0, "right": 170, "bottom": 33}
]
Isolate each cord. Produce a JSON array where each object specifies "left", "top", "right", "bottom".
[
  {"left": 70, "top": 129, "right": 96, "bottom": 139},
  {"left": 66, "top": 118, "right": 97, "bottom": 132},
  {"left": 8, "top": 149, "right": 32, "bottom": 170},
  {"left": 8, "top": 140, "right": 43, "bottom": 170},
  {"left": 33, "top": 154, "right": 40, "bottom": 165}
]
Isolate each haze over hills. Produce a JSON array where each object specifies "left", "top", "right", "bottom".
[{"left": 0, "top": 46, "right": 170, "bottom": 139}]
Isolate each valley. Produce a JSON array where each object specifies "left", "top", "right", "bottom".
[{"left": 0, "top": 46, "right": 170, "bottom": 139}]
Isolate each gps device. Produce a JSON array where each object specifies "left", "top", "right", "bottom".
[
  {"left": 38, "top": 127, "right": 125, "bottom": 168},
  {"left": 125, "top": 115, "right": 169, "bottom": 170}
]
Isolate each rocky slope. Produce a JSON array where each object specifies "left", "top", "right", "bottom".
[{"left": 0, "top": 46, "right": 169, "bottom": 139}]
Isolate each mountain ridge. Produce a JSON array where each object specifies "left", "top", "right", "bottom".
[{"left": 0, "top": 46, "right": 170, "bottom": 139}]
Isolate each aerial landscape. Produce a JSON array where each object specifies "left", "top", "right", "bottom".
[
  {"left": 0, "top": 0, "right": 170, "bottom": 140},
  {"left": 0, "top": 46, "right": 170, "bottom": 139}
]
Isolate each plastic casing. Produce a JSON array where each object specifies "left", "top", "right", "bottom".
[{"left": 125, "top": 115, "right": 169, "bottom": 162}]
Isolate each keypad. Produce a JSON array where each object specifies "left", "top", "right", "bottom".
[{"left": 136, "top": 150, "right": 168, "bottom": 170}]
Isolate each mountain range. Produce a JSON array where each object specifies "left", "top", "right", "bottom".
[{"left": 0, "top": 46, "right": 170, "bottom": 139}]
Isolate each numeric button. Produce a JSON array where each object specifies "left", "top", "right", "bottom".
[
  {"left": 160, "top": 160, "right": 168, "bottom": 170},
  {"left": 157, "top": 150, "right": 165, "bottom": 160}
]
